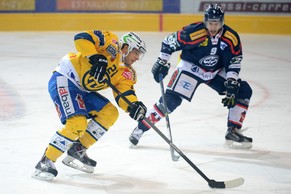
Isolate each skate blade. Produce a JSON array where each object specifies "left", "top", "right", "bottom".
[
  {"left": 225, "top": 140, "right": 252, "bottom": 149},
  {"left": 129, "top": 142, "right": 138, "bottom": 149},
  {"left": 62, "top": 155, "right": 94, "bottom": 173},
  {"left": 32, "top": 169, "right": 55, "bottom": 181}
]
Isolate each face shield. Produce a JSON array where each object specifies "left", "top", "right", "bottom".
[
  {"left": 135, "top": 44, "right": 146, "bottom": 61},
  {"left": 120, "top": 32, "right": 147, "bottom": 61}
]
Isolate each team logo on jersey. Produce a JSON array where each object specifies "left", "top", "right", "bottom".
[
  {"left": 163, "top": 32, "right": 180, "bottom": 50},
  {"left": 82, "top": 71, "right": 109, "bottom": 91},
  {"left": 199, "top": 55, "right": 219, "bottom": 69},
  {"left": 220, "top": 41, "right": 227, "bottom": 50},
  {"left": 199, "top": 38, "right": 208, "bottom": 47},
  {"left": 106, "top": 44, "right": 118, "bottom": 61},
  {"left": 230, "top": 55, "right": 242, "bottom": 64}
]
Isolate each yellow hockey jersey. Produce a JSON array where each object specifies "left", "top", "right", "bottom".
[{"left": 55, "top": 30, "right": 139, "bottom": 112}]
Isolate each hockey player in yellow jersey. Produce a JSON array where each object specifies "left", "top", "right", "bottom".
[{"left": 32, "top": 31, "right": 147, "bottom": 181}]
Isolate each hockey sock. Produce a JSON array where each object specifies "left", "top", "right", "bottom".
[
  {"left": 79, "top": 119, "right": 108, "bottom": 148},
  {"left": 140, "top": 102, "right": 166, "bottom": 130}
]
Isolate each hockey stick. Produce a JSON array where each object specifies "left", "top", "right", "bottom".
[
  {"left": 103, "top": 79, "right": 244, "bottom": 189},
  {"left": 159, "top": 74, "right": 180, "bottom": 161}
]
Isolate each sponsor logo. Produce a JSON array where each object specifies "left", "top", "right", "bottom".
[
  {"left": 199, "top": 55, "right": 219, "bottom": 68},
  {"left": 58, "top": 86, "right": 73, "bottom": 115},
  {"left": 180, "top": 81, "right": 192, "bottom": 91},
  {"left": 167, "top": 69, "right": 179, "bottom": 87},
  {"left": 52, "top": 136, "right": 67, "bottom": 152},
  {"left": 239, "top": 111, "right": 246, "bottom": 123},
  {"left": 76, "top": 94, "right": 86, "bottom": 109},
  {"left": 229, "top": 64, "right": 241, "bottom": 69},
  {"left": 54, "top": 101, "right": 62, "bottom": 118},
  {"left": 92, "top": 127, "right": 106, "bottom": 139},
  {"left": 69, "top": 53, "right": 77, "bottom": 58},
  {"left": 148, "top": 112, "right": 160, "bottom": 124},
  {"left": 122, "top": 69, "right": 133, "bottom": 80},
  {"left": 191, "top": 66, "right": 199, "bottom": 73}
]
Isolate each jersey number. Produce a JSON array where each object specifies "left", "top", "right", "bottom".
[{"left": 210, "top": 47, "right": 217, "bottom": 55}]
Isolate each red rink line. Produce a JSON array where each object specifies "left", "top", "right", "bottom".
[{"left": 0, "top": 80, "right": 25, "bottom": 120}]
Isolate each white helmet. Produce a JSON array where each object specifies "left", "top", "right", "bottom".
[{"left": 120, "top": 32, "right": 147, "bottom": 60}]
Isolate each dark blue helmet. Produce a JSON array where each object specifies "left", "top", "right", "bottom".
[{"left": 204, "top": 4, "right": 224, "bottom": 24}]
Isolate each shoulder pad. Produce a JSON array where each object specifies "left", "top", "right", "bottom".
[
  {"left": 222, "top": 26, "right": 240, "bottom": 46},
  {"left": 189, "top": 28, "right": 207, "bottom": 41},
  {"left": 182, "top": 22, "right": 207, "bottom": 42}
]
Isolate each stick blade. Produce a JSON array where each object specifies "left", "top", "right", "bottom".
[
  {"left": 170, "top": 148, "right": 180, "bottom": 161},
  {"left": 224, "top": 177, "right": 244, "bottom": 188},
  {"left": 208, "top": 177, "right": 244, "bottom": 189}
]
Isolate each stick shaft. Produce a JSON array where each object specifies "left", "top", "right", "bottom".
[
  {"left": 104, "top": 79, "right": 211, "bottom": 183},
  {"left": 159, "top": 75, "right": 180, "bottom": 161}
]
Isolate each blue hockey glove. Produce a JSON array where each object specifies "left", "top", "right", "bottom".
[
  {"left": 89, "top": 54, "right": 108, "bottom": 82},
  {"left": 152, "top": 57, "right": 171, "bottom": 83},
  {"left": 128, "top": 101, "right": 147, "bottom": 121},
  {"left": 222, "top": 79, "right": 240, "bottom": 109}
]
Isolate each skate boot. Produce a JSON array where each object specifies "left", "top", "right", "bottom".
[
  {"left": 32, "top": 153, "right": 58, "bottom": 181},
  {"left": 62, "top": 140, "right": 96, "bottom": 173},
  {"left": 129, "top": 127, "right": 144, "bottom": 146},
  {"left": 225, "top": 127, "right": 253, "bottom": 149}
]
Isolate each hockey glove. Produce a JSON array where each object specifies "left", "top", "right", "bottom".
[
  {"left": 222, "top": 79, "right": 240, "bottom": 109},
  {"left": 128, "top": 101, "right": 147, "bottom": 122},
  {"left": 152, "top": 57, "right": 171, "bottom": 83},
  {"left": 89, "top": 54, "right": 108, "bottom": 82}
]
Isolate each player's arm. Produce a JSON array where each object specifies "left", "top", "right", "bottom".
[
  {"left": 152, "top": 22, "right": 207, "bottom": 82},
  {"left": 113, "top": 81, "right": 147, "bottom": 122},
  {"left": 221, "top": 28, "right": 243, "bottom": 108},
  {"left": 74, "top": 30, "right": 102, "bottom": 57},
  {"left": 74, "top": 30, "right": 108, "bottom": 82},
  {"left": 221, "top": 27, "right": 243, "bottom": 80}
]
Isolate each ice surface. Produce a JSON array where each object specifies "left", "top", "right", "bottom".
[{"left": 0, "top": 32, "right": 290, "bottom": 194}]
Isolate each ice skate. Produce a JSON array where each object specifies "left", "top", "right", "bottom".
[
  {"left": 225, "top": 127, "right": 253, "bottom": 149},
  {"left": 62, "top": 141, "right": 96, "bottom": 173},
  {"left": 129, "top": 127, "right": 144, "bottom": 147},
  {"left": 32, "top": 153, "right": 58, "bottom": 181}
]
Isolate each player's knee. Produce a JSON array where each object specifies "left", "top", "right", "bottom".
[
  {"left": 60, "top": 115, "right": 88, "bottom": 140},
  {"left": 90, "top": 103, "right": 119, "bottom": 129},
  {"left": 239, "top": 81, "right": 252, "bottom": 100},
  {"left": 163, "top": 91, "right": 182, "bottom": 113}
]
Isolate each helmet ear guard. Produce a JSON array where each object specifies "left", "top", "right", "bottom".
[
  {"left": 120, "top": 32, "right": 147, "bottom": 60},
  {"left": 204, "top": 4, "right": 225, "bottom": 25}
]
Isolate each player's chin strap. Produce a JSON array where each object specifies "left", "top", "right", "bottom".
[{"left": 102, "top": 79, "right": 244, "bottom": 189}]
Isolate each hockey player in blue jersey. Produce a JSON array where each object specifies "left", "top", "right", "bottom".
[{"left": 129, "top": 4, "right": 253, "bottom": 149}]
